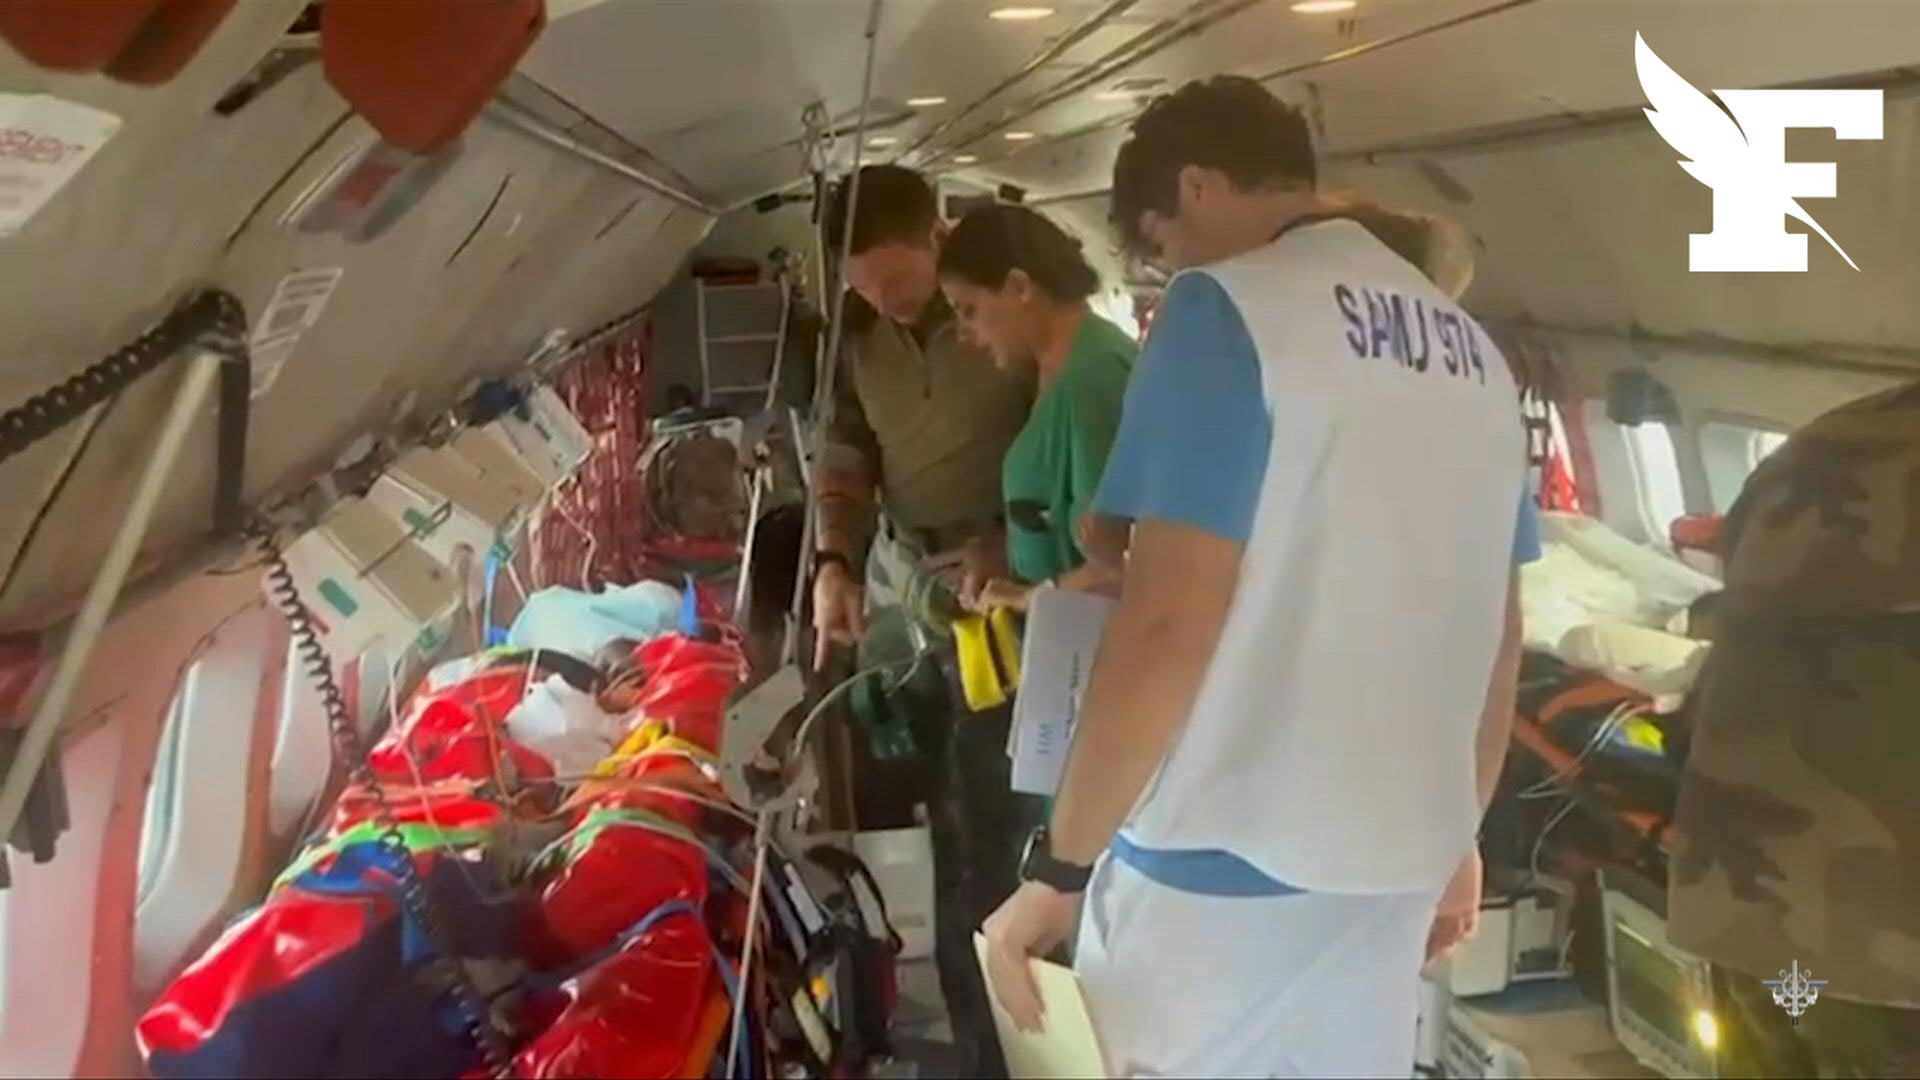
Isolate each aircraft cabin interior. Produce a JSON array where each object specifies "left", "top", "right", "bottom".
[{"left": 1, "top": 1, "right": 1916, "bottom": 1078}]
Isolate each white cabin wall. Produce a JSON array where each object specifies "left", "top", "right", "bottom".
[
  {"left": 0, "top": 571, "right": 272, "bottom": 1076},
  {"left": 1544, "top": 336, "right": 1903, "bottom": 434},
  {"left": 0, "top": 17, "right": 715, "bottom": 631}
]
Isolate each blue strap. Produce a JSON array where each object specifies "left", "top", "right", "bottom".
[
  {"left": 289, "top": 841, "right": 434, "bottom": 961},
  {"left": 679, "top": 574, "right": 700, "bottom": 636},
  {"left": 525, "top": 898, "right": 702, "bottom": 991},
  {"left": 482, "top": 553, "right": 510, "bottom": 649},
  {"left": 522, "top": 896, "right": 754, "bottom": 1077},
  {"left": 1108, "top": 833, "right": 1304, "bottom": 898}
]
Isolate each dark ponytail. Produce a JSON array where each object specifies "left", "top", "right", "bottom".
[{"left": 938, "top": 204, "right": 1101, "bottom": 302}]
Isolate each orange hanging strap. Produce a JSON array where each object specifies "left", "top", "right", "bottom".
[
  {"left": 105, "top": 0, "right": 239, "bottom": 85},
  {"left": 0, "top": 0, "right": 166, "bottom": 73},
  {"left": 320, "top": 0, "right": 547, "bottom": 154}
]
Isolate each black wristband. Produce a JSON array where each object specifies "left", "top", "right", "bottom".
[{"left": 1019, "top": 826, "right": 1094, "bottom": 893}]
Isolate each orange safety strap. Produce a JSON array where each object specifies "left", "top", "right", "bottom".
[
  {"left": 0, "top": 0, "right": 166, "bottom": 73},
  {"left": 320, "top": 0, "right": 546, "bottom": 154},
  {"left": 105, "top": 0, "right": 238, "bottom": 85}
]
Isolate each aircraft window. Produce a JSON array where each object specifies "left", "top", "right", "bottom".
[
  {"left": 1700, "top": 420, "right": 1789, "bottom": 512},
  {"left": 268, "top": 637, "right": 333, "bottom": 838},
  {"left": 135, "top": 670, "right": 198, "bottom": 904},
  {"left": 133, "top": 616, "right": 272, "bottom": 991},
  {"left": 1580, "top": 401, "right": 1667, "bottom": 545},
  {"left": 1624, "top": 422, "right": 1688, "bottom": 548}
]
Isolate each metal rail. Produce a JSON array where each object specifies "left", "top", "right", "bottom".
[
  {"left": 0, "top": 351, "right": 225, "bottom": 849},
  {"left": 485, "top": 96, "right": 721, "bottom": 216}
]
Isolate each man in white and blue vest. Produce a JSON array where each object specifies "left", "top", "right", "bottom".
[{"left": 980, "top": 76, "right": 1541, "bottom": 1078}]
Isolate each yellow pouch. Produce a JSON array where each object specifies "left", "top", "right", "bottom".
[
  {"left": 954, "top": 614, "right": 1005, "bottom": 712},
  {"left": 989, "top": 607, "right": 1023, "bottom": 691},
  {"left": 954, "top": 608, "right": 1025, "bottom": 712}
]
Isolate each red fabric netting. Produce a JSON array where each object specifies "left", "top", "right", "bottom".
[{"left": 531, "top": 325, "right": 652, "bottom": 590}]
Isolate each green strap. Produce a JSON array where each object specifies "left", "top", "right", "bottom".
[
  {"left": 528, "top": 805, "right": 701, "bottom": 876},
  {"left": 275, "top": 819, "right": 492, "bottom": 890}
]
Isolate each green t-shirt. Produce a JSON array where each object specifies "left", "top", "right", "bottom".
[{"left": 1002, "top": 313, "right": 1137, "bottom": 584}]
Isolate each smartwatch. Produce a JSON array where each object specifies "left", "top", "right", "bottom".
[{"left": 1019, "top": 826, "right": 1094, "bottom": 893}]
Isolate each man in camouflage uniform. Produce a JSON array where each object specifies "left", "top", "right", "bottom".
[
  {"left": 1669, "top": 380, "right": 1920, "bottom": 1078},
  {"left": 810, "top": 164, "right": 1041, "bottom": 1079}
]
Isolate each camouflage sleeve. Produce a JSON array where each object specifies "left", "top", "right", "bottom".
[{"left": 816, "top": 331, "right": 880, "bottom": 563}]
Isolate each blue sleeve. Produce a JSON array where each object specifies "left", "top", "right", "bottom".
[
  {"left": 1092, "top": 274, "right": 1271, "bottom": 543},
  {"left": 1513, "top": 489, "right": 1543, "bottom": 564}
]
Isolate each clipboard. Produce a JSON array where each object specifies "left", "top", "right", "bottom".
[{"left": 973, "top": 933, "right": 1109, "bottom": 1079}]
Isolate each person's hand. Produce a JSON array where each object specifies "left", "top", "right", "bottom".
[
  {"left": 981, "top": 881, "right": 1081, "bottom": 1033},
  {"left": 960, "top": 534, "right": 1009, "bottom": 609},
  {"left": 928, "top": 534, "right": 1008, "bottom": 610},
  {"left": 1077, "top": 513, "right": 1130, "bottom": 573},
  {"left": 969, "top": 578, "right": 1036, "bottom": 613},
  {"left": 1425, "top": 847, "right": 1483, "bottom": 970},
  {"left": 811, "top": 559, "right": 865, "bottom": 671}
]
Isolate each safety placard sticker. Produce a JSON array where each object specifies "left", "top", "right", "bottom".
[
  {"left": 251, "top": 266, "right": 344, "bottom": 397},
  {"left": 0, "top": 94, "right": 121, "bottom": 237}
]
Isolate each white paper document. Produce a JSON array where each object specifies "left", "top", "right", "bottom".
[
  {"left": 974, "top": 932, "right": 1109, "bottom": 1079},
  {"left": 0, "top": 94, "right": 121, "bottom": 236},
  {"left": 1008, "top": 588, "right": 1115, "bottom": 797}
]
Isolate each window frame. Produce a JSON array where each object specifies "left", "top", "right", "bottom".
[
  {"left": 1696, "top": 411, "right": 1794, "bottom": 513},
  {"left": 131, "top": 607, "right": 280, "bottom": 993}
]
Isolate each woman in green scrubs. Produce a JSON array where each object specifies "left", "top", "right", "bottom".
[{"left": 936, "top": 204, "right": 1137, "bottom": 611}]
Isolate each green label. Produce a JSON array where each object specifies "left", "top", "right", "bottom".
[{"left": 317, "top": 578, "right": 359, "bottom": 617}]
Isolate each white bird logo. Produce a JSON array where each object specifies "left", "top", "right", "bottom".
[{"left": 1635, "top": 32, "right": 1859, "bottom": 270}]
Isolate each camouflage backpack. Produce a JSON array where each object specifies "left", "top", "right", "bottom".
[{"left": 1668, "top": 379, "right": 1920, "bottom": 1008}]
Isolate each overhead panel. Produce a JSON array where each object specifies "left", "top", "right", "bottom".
[{"left": 0, "top": 5, "right": 714, "bottom": 630}]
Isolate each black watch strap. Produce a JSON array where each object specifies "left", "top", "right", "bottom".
[{"left": 1020, "top": 827, "right": 1094, "bottom": 893}]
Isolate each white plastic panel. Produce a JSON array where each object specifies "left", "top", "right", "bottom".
[
  {"left": 0, "top": 721, "right": 125, "bottom": 1079},
  {"left": 132, "top": 606, "right": 276, "bottom": 992}
]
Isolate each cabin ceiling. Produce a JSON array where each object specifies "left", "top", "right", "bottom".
[{"left": 4, "top": 0, "right": 1920, "bottom": 631}]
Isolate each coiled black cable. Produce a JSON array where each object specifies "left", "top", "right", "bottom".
[
  {"left": 4, "top": 290, "right": 513, "bottom": 1072},
  {"left": 251, "top": 522, "right": 515, "bottom": 1076},
  {"left": 0, "top": 289, "right": 245, "bottom": 468}
]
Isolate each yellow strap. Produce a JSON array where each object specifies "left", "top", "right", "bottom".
[
  {"left": 953, "top": 614, "right": 1007, "bottom": 712},
  {"left": 988, "top": 607, "right": 1023, "bottom": 691}
]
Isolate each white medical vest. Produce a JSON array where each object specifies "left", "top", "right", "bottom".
[{"left": 1123, "top": 220, "right": 1527, "bottom": 894}]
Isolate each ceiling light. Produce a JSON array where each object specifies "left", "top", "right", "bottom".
[
  {"left": 907, "top": 96, "right": 949, "bottom": 108},
  {"left": 868, "top": 135, "right": 898, "bottom": 148},
  {"left": 953, "top": 154, "right": 979, "bottom": 165},
  {"left": 989, "top": 6, "right": 1056, "bottom": 21},
  {"left": 1003, "top": 130, "right": 1036, "bottom": 141},
  {"left": 1095, "top": 90, "right": 1139, "bottom": 102},
  {"left": 1290, "top": 0, "right": 1357, "bottom": 12}
]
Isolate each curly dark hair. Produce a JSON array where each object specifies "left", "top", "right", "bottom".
[
  {"left": 937, "top": 204, "right": 1100, "bottom": 302},
  {"left": 1110, "top": 75, "right": 1317, "bottom": 254}
]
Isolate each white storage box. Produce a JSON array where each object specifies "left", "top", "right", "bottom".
[
  {"left": 388, "top": 443, "right": 530, "bottom": 533},
  {"left": 498, "top": 385, "right": 593, "bottom": 484},
  {"left": 364, "top": 473, "right": 508, "bottom": 570},
  {"left": 851, "top": 826, "right": 937, "bottom": 961},
  {"left": 450, "top": 426, "right": 549, "bottom": 507},
  {"left": 274, "top": 497, "right": 460, "bottom": 661}
]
